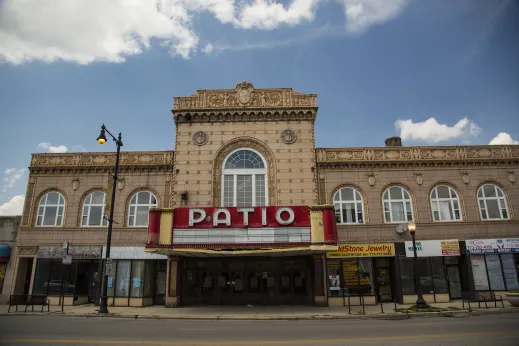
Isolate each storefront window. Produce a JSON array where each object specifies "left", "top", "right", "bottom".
[
  {"left": 399, "top": 258, "right": 415, "bottom": 294},
  {"left": 470, "top": 254, "right": 518, "bottom": 291},
  {"left": 115, "top": 260, "right": 131, "bottom": 297},
  {"left": 471, "top": 255, "right": 489, "bottom": 290},
  {"left": 430, "top": 257, "right": 448, "bottom": 293},
  {"left": 33, "top": 259, "right": 51, "bottom": 295},
  {"left": 107, "top": 260, "right": 117, "bottom": 297},
  {"left": 130, "top": 260, "right": 145, "bottom": 297},
  {"left": 501, "top": 254, "right": 519, "bottom": 290},
  {"left": 327, "top": 259, "right": 374, "bottom": 296},
  {"left": 486, "top": 255, "right": 505, "bottom": 291},
  {"left": 144, "top": 261, "right": 154, "bottom": 297},
  {"left": 327, "top": 261, "right": 341, "bottom": 296}
]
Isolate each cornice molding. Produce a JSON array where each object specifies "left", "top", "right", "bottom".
[
  {"left": 316, "top": 146, "right": 519, "bottom": 167},
  {"left": 173, "top": 109, "right": 317, "bottom": 124},
  {"left": 19, "top": 227, "right": 147, "bottom": 232},
  {"left": 29, "top": 151, "right": 174, "bottom": 174},
  {"left": 173, "top": 81, "right": 317, "bottom": 111}
]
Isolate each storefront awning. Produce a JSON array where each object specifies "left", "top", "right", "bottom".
[{"left": 0, "top": 244, "right": 12, "bottom": 263}]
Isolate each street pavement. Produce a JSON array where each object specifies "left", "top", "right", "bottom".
[{"left": 0, "top": 312, "right": 518, "bottom": 345}]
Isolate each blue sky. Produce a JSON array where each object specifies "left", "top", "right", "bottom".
[{"left": 1, "top": 0, "right": 518, "bottom": 214}]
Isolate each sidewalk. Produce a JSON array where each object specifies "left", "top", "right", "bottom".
[{"left": 1, "top": 300, "right": 518, "bottom": 320}]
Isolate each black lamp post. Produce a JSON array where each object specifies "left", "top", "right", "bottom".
[
  {"left": 408, "top": 223, "right": 428, "bottom": 309},
  {"left": 96, "top": 124, "right": 123, "bottom": 314}
]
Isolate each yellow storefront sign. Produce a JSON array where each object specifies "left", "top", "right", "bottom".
[{"left": 326, "top": 243, "right": 395, "bottom": 258}]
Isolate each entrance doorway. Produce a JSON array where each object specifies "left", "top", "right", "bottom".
[
  {"left": 182, "top": 257, "right": 312, "bottom": 306},
  {"left": 154, "top": 260, "right": 167, "bottom": 305},
  {"left": 374, "top": 258, "right": 392, "bottom": 302}
]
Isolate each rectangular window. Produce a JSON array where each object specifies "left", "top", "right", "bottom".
[
  {"left": 430, "top": 257, "right": 448, "bottom": 293},
  {"left": 115, "top": 260, "right": 131, "bottom": 297},
  {"left": 501, "top": 254, "right": 519, "bottom": 290},
  {"left": 471, "top": 255, "right": 489, "bottom": 290},
  {"left": 236, "top": 175, "right": 253, "bottom": 207},
  {"left": 327, "top": 261, "right": 341, "bottom": 297},
  {"left": 130, "top": 260, "right": 145, "bottom": 297},
  {"left": 223, "top": 175, "right": 234, "bottom": 207},
  {"left": 486, "top": 255, "right": 505, "bottom": 291},
  {"left": 33, "top": 259, "right": 52, "bottom": 295},
  {"left": 255, "top": 175, "right": 265, "bottom": 206},
  {"left": 391, "top": 202, "right": 406, "bottom": 222},
  {"left": 486, "top": 200, "right": 501, "bottom": 219},
  {"left": 107, "top": 260, "right": 117, "bottom": 297},
  {"left": 89, "top": 206, "right": 103, "bottom": 226},
  {"left": 342, "top": 203, "right": 356, "bottom": 223},
  {"left": 135, "top": 206, "right": 150, "bottom": 226},
  {"left": 43, "top": 207, "right": 57, "bottom": 225}
]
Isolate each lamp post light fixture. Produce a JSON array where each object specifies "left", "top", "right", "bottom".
[
  {"left": 408, "top": 223, "right": 428, "bottom": 309},
  {"left": 96, "top": 124, "right": 123, "bottom": 314}
]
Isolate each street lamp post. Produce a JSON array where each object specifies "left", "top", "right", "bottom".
[
  {"left": 96, "top": 124, "right": 123, "bottom": 314},
  {"left": 408, "top": 223, "right": 428, "bottom": 309}
]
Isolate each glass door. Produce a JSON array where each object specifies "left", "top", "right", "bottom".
[
  {"left": 376, "top": 268, "right": 392, "bottom": 302},
  {"left": 447, "top": 265, "right": 462, "bottom": 299}
]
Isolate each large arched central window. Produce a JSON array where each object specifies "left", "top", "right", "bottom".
[{"left": 222, "top": 149, "right": 267, "bottom": 207}]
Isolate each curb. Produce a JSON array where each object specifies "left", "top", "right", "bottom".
[{"left": 1, "top": 308, "right": 518, "bottom": 321}]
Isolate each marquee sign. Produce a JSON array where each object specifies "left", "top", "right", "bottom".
[
  {"left": 146, "top": 205, "right": 338, "bottom": 254},
  {"left": 175, "top": 206, "right": 310, "bottom": 229}
]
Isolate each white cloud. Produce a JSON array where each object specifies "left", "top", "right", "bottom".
[
  {"left": 343, "top": 0, "right": 409, "bottom": 33},
  {"left": 38, "top": 142, "right": 68, "bottom": 153},
  {"left": 236, "top": 0, "right": 320, "bottom": 30},
  {"left": 489, "top": 132, "right": 519, "bottom": 145},
  {"left": 202, "top": 43, "right": 214, "bottom": 54},
  {"left": 0, "top": 195, "right": 25, "bottom": 216},
  {"left": 395, "top": 117, "right": 481, "bottom": 143},
  {"left": 2, "top": 168, "right": 26, "bottom": 192},
  {"left": 0, "top": 0, "right": 409, "bottom": 64}
]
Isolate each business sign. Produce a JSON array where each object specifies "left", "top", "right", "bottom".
[
  {"left": 405, "top": 239, "right": 460, "bottom": 257},
  {"left": 327, "top": 244, "right": 395, "bottom": 258},
  {"left": 465, "top": 238, "right": 519, "bottom": 254},
  {"left": 174, "top": 206, "right": 310, "bottom": 229}
]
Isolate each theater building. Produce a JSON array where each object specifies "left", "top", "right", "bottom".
[{"left": 8, "top": 82, "right": 519, "bottom": 307}]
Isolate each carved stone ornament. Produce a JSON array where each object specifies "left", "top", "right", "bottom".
[
  {"left": 459, "top": 171, "right": 471, "bottom": 185},
  {"left": 192, "top": 131, "right": 209, "bottom": 146},
  {"left": 70, "top": 177, "right": 83, "bottom": 191},
  {"left": 365, "top": 173, "right": 377, "bottom": 186},
  {"left": 412, "top": 172, "right": 425, "bottom": 185},
  {"left": 117, "top": 177, "right": 126, "bottom": 190},
  {"left": 280, "top": 129, "right": 297, "bottom": 144},
  {"left": 236, "top": 81, "right": 254, "bottom": 107},
  {"left": 507, "top": 170, "right": 517, "bottom": 183}
]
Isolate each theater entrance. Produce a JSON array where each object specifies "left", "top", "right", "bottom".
[{"left": 182, "top": 256, "right": 312, "bottom": 306}]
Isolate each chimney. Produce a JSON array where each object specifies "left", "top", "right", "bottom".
[{"left": 385, "top": 136, "right": 402, "bottom": 147}]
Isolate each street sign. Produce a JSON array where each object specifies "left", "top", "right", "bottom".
[
  {"left": 62, "top": 255, "right": 72, "bottom": 265},
  {"left": 104, "top": 263, "right": 113, "bottom": 276}
]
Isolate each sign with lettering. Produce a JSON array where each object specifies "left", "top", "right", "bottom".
[
  {"left": 405, "top": 239, "right": 460, "bottom": 257},
  {"left": 465, "top": 238, "right": 519, "bottom": 254},
  {"left": 174, "top": 206, "right": 310, "bottom": 229},
  {"left": 326, "top": 244, "right": 395, "bottom": 258}
]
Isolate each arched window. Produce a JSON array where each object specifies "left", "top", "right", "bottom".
[
  {"left": 333, "top": 187, "right": 365, "bottom": 224},
  {"left": 382, "top": 186, "right": 413, "bottom": 223},
  {"left": 222, "top": 149, "right": 267, "bottom": 207},
  {"left": 477, "top": 184, "right": 509, "bottom": 220},
  {"left": 81, "top": 191, "right": 107, "bottom": 226},
  {"left": 128, "top": 191, "right": 158, "bottom": 227},
  {"left": 430, "top": 185, "right": 462, "bottom": 221},
  {"left": 36, "top": 191, "right": 65, "bottom": 226}
]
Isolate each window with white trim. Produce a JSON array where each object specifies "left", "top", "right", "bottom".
[
  {"left": 128, "top": 191, "right": 158, "bottom": 227},
  {"left": 430, "top": 185, "right": 462, "bottom": 221},
  {"left": 221, "top": 149, "right": 267, "bottom": 207},
  {"left": 477, "top": 184, "right": 509, "bottom": 220},
  {"left": 382, "top": 186, "right": 414, "bottom": 223},
  {"left": 81, "top": 191, "right": 108, "bottom": 226},
  {"left": 333, "top": 187, "right": 365, "bottom": 224},
  {"left": 36, "top": 192, "right": 65, "bottom": 226}
]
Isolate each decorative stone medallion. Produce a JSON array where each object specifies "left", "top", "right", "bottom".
[
  {"left": 412, "top": 172, "right": 425, "bottom": 185},
  {"left": 507, "top": 170, "right": 517, "bottom": 183},
  {"left": 365, "top": 173, "right": 377, "bottom": 186},
  {"left": 280, "top": 129, "right": 297, "bottom": 144},
  {"left": 192, "top": 131, "right": 209, "bottom": 146},
  {"left": 459, "top": 171, "right": 471, "bottom": 185},
  {"left": 236, "top": 81, "right": 254, "bottom": 106}
]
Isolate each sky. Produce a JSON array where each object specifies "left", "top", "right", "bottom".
[{"left": 1, "top": 0, "right": 518, "bottom": 215}]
